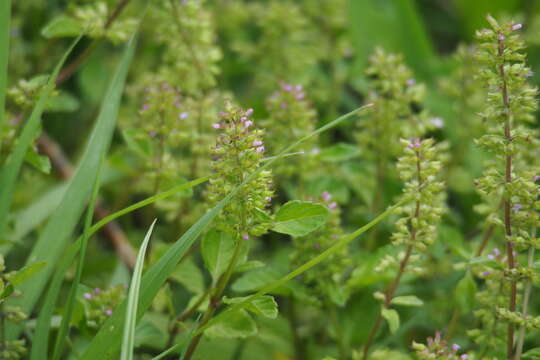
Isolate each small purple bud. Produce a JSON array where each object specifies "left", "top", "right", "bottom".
[
  {"left": 244, "top": 120, "right": 253, "bottom": 128},
  {"left": 499, "top": 34, "right": 506, "bottom": 41},
  {"left": 242, "top": 234, "right": 250, "bottom": 240},
  {"left": 328, "top": 202, "right": 337, "bottom": 209},
  {"left": 105, "top": 309, "right": 113, "bottom": 316},
  {"left": 142, "top": 104, "right": 149, "bottom": 111},
  {"left": 283, "top": 84, "right": 292, "bottom": 92},
  {"left": 148, "top": 131, "right": 157, "bottom": 137},
  {"left": 245, "top": 108, "right": 254, "bottom": 116},
  {"left": 526, "top": 71, "right": 534, "bottom": 78},
  {"left": 512, "top": 204, "right": 522, "bottom": 212},
  {"left": 83, "top": 293, "right": 93, "bottom": 300},
  {"left": 512, "top": 23, "right": 523, "bottom": 31},
  {"left": 179, "top": 111, "right": 189, "bottom": 119},
  {"left": 256, "top": 146, "right": 265, "bottom": 153},
  {"left": 253, "top": 140, "right": 263, "bottom": 146},
  {"left": 452, "top": 343, "right": 461, "bottom": 351},
  {"left": 481, "top": 271, "right": 490, "bottom": 277},
  {"left": 406, "top": 78, "right": 416, "bottom": 86},
  {"left": 265, "top": 196, "right": 272, "bottom": 201},
  {"left": 534, "top": 175, "right": 540, "bottom": 181},
  {"left": 487, "top": 254, "right": 495, "bottom": 260},
  {"left": 94, "top": 288, "right": 101, "bottom": 294},
  {"left": 212, "top": 123, "right": 221, "bottom": 129},
  {"left": 240, "top": 116, "right": 247, "bottom": 122},
  {"left": 175, "top": 102, "right": 182, "bottom": 108},
  {"left": 322, "top": 191, "right": 332, "bottom": 201},
  {"left": 461, "top": 355, "right": 469, "bottom": 360},
  {"left": 219, "top": 111, "right": 227, "bottom": 118},
  {"left": 295, "top": 84, "right": 303, "bottom": 91},
  {"left": 296, "top": 92, "right": 305, "bottom": 100},
  {"left": 493, "top": 248, "right": 501, "bottom": 256}
]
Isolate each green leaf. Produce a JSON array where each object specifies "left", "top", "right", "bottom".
[
  {"left": 30, "top": 176, "right": 208, "bottom": 360},
  {"left": 523, "top": 347, "right": 540, "bottom": 359},
  {"left": 455, "top": 271, "right": 477, "bottom": 313},
  {"left": 223, "top": 295, "right": 278, "bottom": 319},
  {"left": 0, "top": 0, "right": 11, "bottom": 137},
  {"left": 201, "top": 229, "right": 235, "bottom": 281},
  {"left": 5, "top": 261, "right": 47, "bottom": 287},
  {"left": 391, "top": 295, "right": 423, "bottom": 307},
  {"left": 235, "top": 260, "right": 265, "bottom": 273},
  {"left": 206, "top": 309, "right": 257, "bottom": 339},
  {"left": 41, "top": 15, "right": 83, "bottom": 38},
  {"left": 271, "top": 200, "right": 329, "bottom": 237},
  {"left": 45, "top": 91, "right": 80, "bottom": 112},
  {"left": 170, "top": 257, "right": 205, "bottom": 294},
  {"left": 319, "top": 143, "right": 361, "bottom": 162},
  {"left": 381, "top": 307, "right": 400, "bottom": 334},
  {"left": 6, "top": 33, "right": 134, "bottom": 340},
  {"left": 0, "top": 36, "right": 80, "bottom": 251},
  {"left": 121, "top": 220, "right": 157, "bottom": 360},
  {"left": 24, "top": 147, "right": 51, "bottom": 174},
  {"left": 79, "top": 106, "right": 372, "bottom": 359},
  {"left": 122, "top": 128, "right": 152, "bottom": 158}
]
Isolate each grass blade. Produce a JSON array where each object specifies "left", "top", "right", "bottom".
[
  {"left": 79, "top": 104, "right": 373, "bottom": 360},
  {"left": 30, "top": 176, "right": 208, "bottom": 358},
  {"left": 199, "top": 197, "right": 408, "bottom": 334},
  {"left": 6, "top": 33, "right": 137, "bottom": 339},
  {"left": 51, "top": 160, "right": 103, "bottom": 360},
  {"left": 0, "top": 35, "right": 80, "bottom": 240},
  {"left": 0, "top": 0, "right": 10, "bottom": 142},
  {"left": 120, "top": 219, "right": 157, "bottom": 360}
]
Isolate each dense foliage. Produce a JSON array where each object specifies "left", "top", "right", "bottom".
[{"left": 3, "top": 1, "right": 540, "bottom": 360}]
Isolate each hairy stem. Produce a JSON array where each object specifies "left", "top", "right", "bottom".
[{"left": 497, "top": 34, "right": 517, "bottom": 360}]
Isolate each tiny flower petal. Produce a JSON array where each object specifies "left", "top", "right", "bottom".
[
  {"left": 245, "top": 108, "right": 254, "bottom": 116},
  {"left": 322, "top": 191, "right": 332, "bottom": 201},
  {"left": 253, "top": 140, "right": 263, "bottom": 146},
  {"left": 83, "top": 293, "right": 93, "bottom": 300},
  {"left": 179, "top": 111, "right": 189, "bottom": 119},
  {"left": 256, "top": 146, "right": 265, "bottom": 153},
  {"left": 105, "top": 309, "right": 113, "bottom": 316},
  {"left": 212, "top": 123, "right": 221, "bottom": 129},
  {"left": 512, "top": 23, "right": 523, "bottom": 31},
  {"left": 452, "top": 343, "right": 461, "bottom": 351},
  {"left": 328, "top": 202, "right": 337, "bottom": 209},
  {"left": 242, "top": 234, "right": 250, "bottom": 240}
]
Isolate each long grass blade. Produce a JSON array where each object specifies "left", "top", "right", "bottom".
[
  {"left": 79, "top": 104, "right": 373, "bottom": 360},
  {"left": 6, "top": 33, "right": 137, "bottom": 339},
  {"left": 0, "top": 35, "right": 80, "bottom": 240},
  {"left": 30, "top": 176, "right": 208, "bottom": 358},
  {"left": 51, "top": 160, "right": 103, "bottom": 360},
  {"left": 120, "top": 219, "right": 157, "bottom": 360},
  {"left": 199, "top": 196, "right": 407, "bottom": 334},
  {"left": 0, "top": 0, "right": 11, "bottom": 142}
]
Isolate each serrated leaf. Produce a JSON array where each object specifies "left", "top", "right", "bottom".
[
  {"left": 5, "top": 261, "right": 47, "bottom": 287},
  {"left": 201, "top": 229, "right": 235, "bottom": 281},
  {"left": 381, "top": 307, "right": 400, "bottom": 334},
  {"left": 41, "top": 15, "right": 83, "bottom": 38},
  {"left": 319, "top": 143, "right": 360, "bottom": 162},
  {"left": 206, "top": 309, "right": 257, "bottom": 339},
  {"left": 272, "top": 201, "right": 329, "bottom": 237},
  {"left": 455, "top": 271, "right": 477, "bottom": 313},
  {"left": 391, "top": 295, "right": 423, "bottom": 307}
]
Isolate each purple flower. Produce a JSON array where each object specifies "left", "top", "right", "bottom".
[
  {"left": 244, "top": 120, "right": 253, "bottom": 128},
  {"left": 461, "top": 355, "right": 469, "bottom": 360},
  {"left": 240, "top": 116, "right": 247, "bottom": 122},
  {"left": 526, "top": 71, "right": 534, "bottom": 78},
  {"left": 83, "top": 292, "right": 93, "bottom": 300},
  {"left": 296, "top": 92, "right": 305, "bottom": 100},
  {"left": 487, "top": 254, "right": 495, "bottom": 260},
  {"left": 94, "top": 288, "right": 101, "bottom": 294},
  {"left": 322, "top": 191, "right": 332, "bottom": 201},
  {"left": 212, "top": 123, "right": 221, "bottom": 129},
  {"left": 242, "top": 234, "right": 250, "bottom": 240},
  {"left": 179, "top": 111, "right": 189, "bottom": 119},
  {"left": 512, "top": 23, "right": 523, "bottom": 31},
  {"left": 534, "top": 175, "right": 540, "bottom": 181},
  {"left": 452, "top": 343, "right": 461, "bottom": 351},
  {"left": 499, "top": 35, "right": 506, "bottom": 41},
  {"left": 253, "top": 140, "right": 263, "bottom": 146},
  {"left": 175, "top": 102, "right": 182, "bottom": 108},
  {"left": 408, "top": 138, "right": 421, "bottom": 149},
  {"left": 148, "top": 131, "right": 157, "bottom": 137},
  {"left": 142, "top": 104, "right": 149, "bottom": 111},
  {"left": 256, "top": 146, "right": 265, "bottom": 153},
  {"left": 245, "top": 108, "right": 254, "bottom": 116},
  {"left": 105, "top": 309, "right": 113, "bottom": 316},
  {"left": 282, "top": 84, "right": 292, "bottom": 92},
  {"left": 219, "top": 111, "right": 227, "bottom": 118},
  {"left": 512, "top": 204, "right": 522, "bottom": 212},
  {"left": 265, "top": 196, "right": 272, "bottom": 201},
  {"left": 328, "top": 202, "right": 337, "bottom": 209},
  {"left": 406, "top": 78, "right": 416, "bottom": 86},
  {"left": 481, "top": 271, "right": 490, "bottom": 277},
  {"left": 493, "top": 248, "right": 500, "bottom": 256}
]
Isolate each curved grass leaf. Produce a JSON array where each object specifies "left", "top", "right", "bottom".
[
  {"left": 120, "top": 219, "right": 157, "bottom": 360},
  {"left": 6, "top": 33, "right": 136, "bottom": 339},
  {"left": 0, "top": 35, "right": 81, "bottom": 241},
  {"left": 30, "top": 175, "right": 208, "bottom": 359},
  {"left": 0, "top": 0, "right": 10, "bottom": 140},
  {"left": 79, "top": 105, "right": 373, "bottom": 360},
  {"left": 51, "top": 161, "right": 103, "bottom": 360}
]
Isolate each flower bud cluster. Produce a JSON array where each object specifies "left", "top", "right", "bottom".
[
  {"left": 205, "top": 102, "right": 273, "bottom": 237},
  {"left": 392, "top": 138, "right": 446, "bottom": 251},
  {"left": 412, "top": 332, "right": 469, "bottom": 360},
  {"left": 82, "top": 285, "right": 125, "bottom": 329}
]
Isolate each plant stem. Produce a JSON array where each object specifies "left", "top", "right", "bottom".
[
  {"left": 497, "top": 33, "right": 517, "bottom": 360},
  {"left": 287, "top": 298, "right": 307, "bottom": 360},
  {"left": 514, "top": 228, "right": 536, "bottom": 360},
  {"left": 182, "top": 238, "right": 243, "bottom": 360}
]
